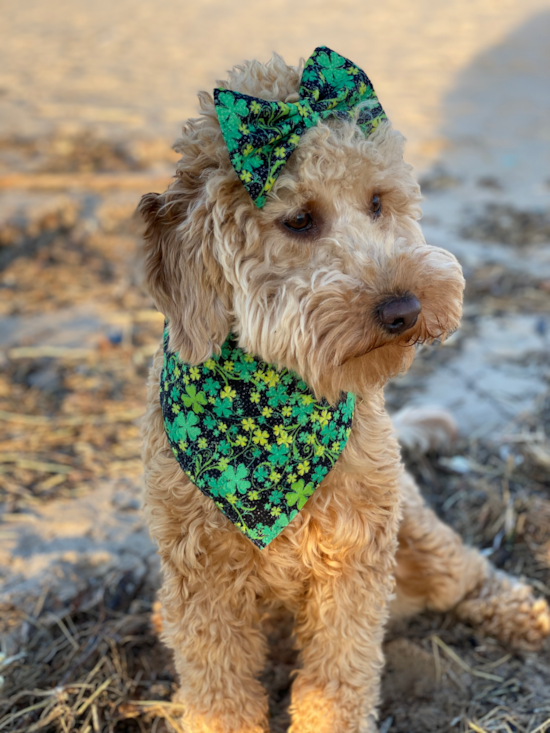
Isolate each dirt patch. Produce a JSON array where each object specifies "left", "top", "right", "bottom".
[{"left": 461, "top": 204, "right": 550, "bottom": 247}]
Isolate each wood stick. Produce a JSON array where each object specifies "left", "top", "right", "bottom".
[{"left": 0, "top": 173, "right": 172, "bottom": 193}]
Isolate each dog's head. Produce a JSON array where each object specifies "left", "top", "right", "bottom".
[{"left": 139, "top": 53, "right": 464, "bottom": 401}]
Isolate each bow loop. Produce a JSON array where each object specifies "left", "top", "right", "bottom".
[{"left": 214, "top": 46, "right": 386, "bottom": 208}]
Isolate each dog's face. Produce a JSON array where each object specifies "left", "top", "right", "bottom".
[{"left": 140, "top": 55, "right": 464, "bottom": 401}]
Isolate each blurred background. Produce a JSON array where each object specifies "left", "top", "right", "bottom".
[{"left": 1, "top": 1, "right": 549, "bottom": 731}]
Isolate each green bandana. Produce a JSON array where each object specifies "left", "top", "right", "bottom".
[
  {"left": 160, "top": 330, "right": 356, "bottom": 549},
  {"left": 214, "top": 45, "right": 386, "bottom": 207}
]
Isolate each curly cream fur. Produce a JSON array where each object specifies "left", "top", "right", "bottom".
[{"left": 139, "top": 52, "right": 550, "bottom": 733}]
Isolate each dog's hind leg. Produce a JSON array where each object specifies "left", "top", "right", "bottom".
[{"left": 392, "top": 470, "right": 550, "bottom": 650}]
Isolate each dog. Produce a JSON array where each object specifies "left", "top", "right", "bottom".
[{"left": 139, "top": 48, "right": 550, "bottom": 733}]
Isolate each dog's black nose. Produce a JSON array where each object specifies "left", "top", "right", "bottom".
[{"left": 378, "top": 295, "right": 421, "bottom": 335}]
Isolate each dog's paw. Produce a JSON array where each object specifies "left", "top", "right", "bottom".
[
  {"left": 456, "top": 570, "right": 550, "bottom": 651},
  {"left": 392, "top": 406, "right": 457, "bottom": 455}
]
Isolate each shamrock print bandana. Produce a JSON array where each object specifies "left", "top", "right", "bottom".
[
  {"left": 160, "top": 330, "right": 356, "bottom": 549},
  {"left": 214, "top": 45, "right": 386, "bottom": 207}
]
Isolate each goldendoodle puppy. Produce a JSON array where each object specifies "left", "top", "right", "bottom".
[{"left": 139, "top": 47, "right": 550, "bottom": 733}]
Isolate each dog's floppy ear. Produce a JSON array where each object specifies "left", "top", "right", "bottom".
[{"left": 139, "top": 186, "right": 232, "bottom": 364}]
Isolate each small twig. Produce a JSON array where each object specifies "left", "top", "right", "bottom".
[
  {"left": 531, "top": 718, "right": 550, "bottom": 733},
  {"left": 0, "top": 455, "right": 73, "bottom": 474},
  {"left": 431, "top": 636, "right": 503, "bottom": 682},
  {"left": 0, "top": 408, "right": 142, "bottom": 426},
  {"left": 431, "top": 635, "right": 442, "bottom": 685},
  {"left": 0, "top": 700, "right": 50, "bottom": 730},
  {"left": 0, "top": 172, "right": 172, "bottom": 193},
  {"left": 75, "top": 676, "right": 114, "bottom": 716},
  {"left": 7, "top": 346, "right": 95, "bottom": 361},
  {"left": 468, "top": 722, "right": 488, "bottom": 733},
  {"left": 51, "top": 614, "right": 80, "bottom": 651}
]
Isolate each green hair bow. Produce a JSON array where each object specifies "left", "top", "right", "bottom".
[{"left": 213, "top": 46, "right": 386, "bottom": 208}]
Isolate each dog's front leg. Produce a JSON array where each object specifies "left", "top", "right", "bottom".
[
  {"left": 289, "top": 550, "right": 395, "bottom": 733},
  {"left": 159, "top": 560, "right": 269, "bottom": 733}
]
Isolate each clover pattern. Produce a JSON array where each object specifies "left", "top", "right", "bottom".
[
  {"left": 160, "top": 330, "right": 356, "bottom": 549},
  {"left": 214, "top": 45, "right": 386, "bottom": 208}
]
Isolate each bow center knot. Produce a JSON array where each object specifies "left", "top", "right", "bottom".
[{"left": 214, "top": 46, "right": 387, "bottom": 208}]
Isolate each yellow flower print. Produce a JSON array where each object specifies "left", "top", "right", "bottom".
[
  {"left": 224, "top": 361, "right": 234, "bottom": 372},
  {"left": 204, "top": 359, "right": 215, "bottom": 370},
  {"left": 183, "top": 375, "right": 190, "bottom": 385},
  {"left": 277, "top": 430, "right": 292, "bottom": 447},
  {"left": 282, "top": 406, "right": 292, "bottom": 417},
  {"left": 287, "top": 473, "right": 297, "bottom": 484},
  {"left": 262, "top": 407, "right": 273, "bottom": 418},
  {"left": 265, "top": 175, "right": 276, "bottom": 190},
  {"left": 250, "top": 391, "right": 260, "bottom": 404},
  {"left": 274, "top": 146, "right": 286, "bottom": 159},
  {"left": 239, "top": 123, "right": 250, "bottom": 134},
  {"left": 241, "top": 170, "right": 252, "bottom": 183},
  {"left": 310, "top": 411, "right": 320, "bottom": 423},
  {"left": 220, "top": 385, "right": 236, "bottom": 401},
  {"left": 244, "top": 353, "right": 254, "bottom": 363},
  {"left": 235, "top": 434, "right": 247, "bottom": 447},
  {"left": 218, "top": 457, "right": 230, "bottom": 471},
  {"left": 208, "top": 396, "right": 216, "bottom": 404},
  {"left": 227, "top": 495, "right": 238, "bottom": 505},
  {"left": 297, "top": 460, "right": 310, "bottom": 476},
  {"left": 218, "top": 422, "right": 227, "bottom": 432},
  {"left": 306, "top": 434, "right": 316, "bottom": 445},
  {"left": 248, "top": 490, "right": 260, "bottom": 501},
  {"left": 172, "top": 404, "right": 180, "bottom": 414},
  {"left": 174, "top": 366, "right": 181, "bottom": 378},
  {"left": 242, "top": 418, "right": 255, "bottom": 432},
  {"left": 315, "top": 445, "right": 325, "bottom": 457},
  {"left": 198, "top": 437, "right": 207, "bottom": 449},
  {"left": 347, "top": 66, "right": 359, "bottom": 75},
  {"left": 269, "top": 471, "right": 281, "bottom": 484},
  {"left": 301, "top": 394, "right": 315, "bottom": 405},
  {"left": 359, "top": 82, "right": 367, "bottom": 95},
  {"left": 332, "top": 441, "right": 341, "bottom": 452},
  {"left": 296, "top": 104, "right": 310, "bottom": 118},
  {"left": 253, "top": 429, "right": 269, "bottom": 446},
  {"left": 250, "top": 101, "right": 261, "bottom": 114},
  {"left": 264, "top": 369, "right": 279, "bottom": 387},
  {"left": 178, "top": 440, "right": 187, "bottom": 451},
  {"left": 271, "top": 506, "right": 282, "bottom": 517},
  {"left": 189, "top": 366, "right": 200, "bottom": 381},
  {"left": 289, "top": 133, "right": 300, "bottom": 146},
  {"left": 319, "top": 409, "right": 332, "bottom": 427}
]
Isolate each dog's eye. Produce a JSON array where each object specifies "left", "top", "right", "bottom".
[
  {"left": 283, "top": 212, "right": 313, "bottom": 232},
  {"left": 371, "top": 194, "right": 382, "bottom": 218}
]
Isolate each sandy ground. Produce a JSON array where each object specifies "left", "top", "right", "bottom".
[{"left": 1, "top": 1, "right": 550, "bottom": 731}]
